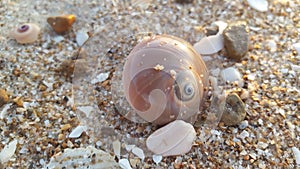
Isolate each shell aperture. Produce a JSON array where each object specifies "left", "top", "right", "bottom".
[{"left": 122, "top": 35, "right": 208, "bottom": 125}]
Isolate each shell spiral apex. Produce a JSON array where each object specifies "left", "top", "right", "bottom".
[{"left": 122, "top": 34, "right": 209, "bottom": 125}]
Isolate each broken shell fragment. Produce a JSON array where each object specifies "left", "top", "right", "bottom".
[
  {"left": 47, "top": 14, "right": 76, "bottom": 34},
  {"left": 10, "top": 23, "right": 40, "bottom": 44},
  {"left": 122, "top": 35, "right": 209, "bottom": 125},
  {"left": 146, "top": 120, "right": 196, "bottom": 156}
]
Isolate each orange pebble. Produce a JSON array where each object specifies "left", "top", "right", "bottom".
[{"left": 47, "top": 14, "right": 76, "bottom": 34}]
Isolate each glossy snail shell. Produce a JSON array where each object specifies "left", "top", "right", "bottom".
[
  {"left": 122, "top": 35, "right": 208, "bottom": 125},
  {"left": 10, "top": 23, "right": 40, "bottom": 44}
]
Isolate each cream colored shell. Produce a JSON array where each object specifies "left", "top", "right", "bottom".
[{"left": 10, "top": 23, "right": 40, "bottom": 44}]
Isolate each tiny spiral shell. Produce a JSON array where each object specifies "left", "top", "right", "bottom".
[
  {"left": 10, "top": 23, "right": 40, "bottom": 44},
  {"left": 122, "top": 35, "right": 208, "bottom": 125}
]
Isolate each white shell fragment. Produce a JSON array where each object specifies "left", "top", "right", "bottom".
[
  {"left": 0, "top": 140, "right": 18, "bottom": 163},
  {"left": 77, "top": 106, "right": 94, "bottom": 117},
  {"left": 45, "top": 146, "right": 119, "bottom": 169},
  {"left": 292, "top": 147, "right": 300, "bottom": 166},
  {"left": 119, "top": 159, "right": 132, "bottom": 169},
  {"left": 220, "top": 67, "right": 244, "bottom": 87},
  {"left": 247, "top": 0, "right": 268, "bottom": 12},
  {"left": 152, "top": 155, "right": 162, "bottom": 165},
  {"left": 0, "top": 103, "right": 13, "bottom": 119},
  {"left": 213, "top": 21, "right": 228, "bottom": 34},
  {"left": 68, "top": 125, "right": 87, "bottom": 138},
  {"left": 132, "top": 147, "right": 145, "bottom": 161},
  {"left": 292, "top": 43, "right": 300, "bottom": 54},
  {"left": 146, "top": 120, "right": 196, "bottom": 156},
  {"left": 91, "top": 72, "right": 110, "bottom": 84},
  {"left": 113, "top": 140, "right": 121, "bottom": 159},
  {"left": 193, "top": 34, "right": 224, "bottom": 55},
  {"left": 76, "top": 30, "right": 89, "bottom": 46}
]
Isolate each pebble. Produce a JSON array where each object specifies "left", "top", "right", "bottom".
[
  {"left": 113, "top": 140, "right": 121, "bottom": 159},
  {"left": 292, "top": 43, "right": 300, "bottom": 54},
  {"left": 223, "top": 21, "right": 250, "bottom": 60},
  {"left": 257, "top": 142, "right": 269, "bottom": 149},
  {"left": 146, "top": 120, "right": 196, "bottom": 156},
  {"left": 119, "top": 159, "right": 132, "bottom": 169},
  {"left": 13, "top": 96, "right": 23, "bottom": 107},
  {"left": 152, "top": 155, "right": 162, "bottom": 165},
  {"left": 68, "top": 125, "right": 87, "bottom": 138},
  {"left": 52, "top": 35, "right": 64, "bottom": 43},
  {"left": 292, "top": 147, "right": 300, "bottom": 166},
  {"left": 10, "top": 23, "right": 40, "bottom": 44},
  {"left": 0, "top": 89, "right": 9, "bottom": 107},
  {"left": 221, "top": 93, "right": 246, "bottom": 126},
  {"left": 91, "top": 72, "right": 110, "bottom": 84},
  {"left": 0, "top": 139, "right": 18, "bottom": 163},
  {"left": 47, "top": 14, "right": 76, "bottom": 34},
  {"left": 45, "top": 146, "right": 119, "bottom": 168},
  {"left": 247, "top": 0, "right": 268, "bottom": 12},
  {"left": 76, "top": 30, "right": 89, "bottom": 46},
  {"left": 220, "top": 67, "right": 243, "bottom": 87},
  {"left": 132, "top": 147, "right": 145, "bottom": 161},
  {"left": 238, "top": 130, "right": 250, "bottom": 140},
  {"left": 239, "top": 120, "right": 249, "bottom": 129},
  {"left": 77, "top": 106, "right": 94, "bottom": 117}
]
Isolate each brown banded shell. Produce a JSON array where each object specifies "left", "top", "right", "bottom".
[{"left": 122, "top": 35, "right": 208, "bottom": 125}]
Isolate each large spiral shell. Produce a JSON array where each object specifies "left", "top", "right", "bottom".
[{"left": 122, "top": 35, "right": 209, "bottom": 125}]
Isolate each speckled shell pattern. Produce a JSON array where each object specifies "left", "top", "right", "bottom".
[{"left": 122, "top": 35, "right": 208, "bottom": 125}]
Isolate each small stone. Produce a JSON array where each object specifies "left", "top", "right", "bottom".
[
  {"left": 0, "top": 89, "right": 9, "bottom": 107},
  {"left": 91, "top": 72, "right": 110, "bottom": 84},
  {"left": 132, "top": 147, "right": 145, "bottom": 161},
  {"left": 257, "top": 142, "right": 269, "bottom": 149},
  {"left": 119, "top": 159, "right": 132, "bottom": 169},
  {"left": 68, "top": 125, "right": 87, "bottom": 138},
  {"left": 0, "top": 140, "right": 18, "bottom": 163},
  {"left": 53, "top": 35, "right": 64, "bottom": 43},
  {"left": 205, "top": 25, "right": 219, "bottom": 36},
  {"left": 247, "top": 0, "right": 268, "bottom": 12},
  {"left": 223, "top": 21, "right": 250, "bottom": 60},
  {"left": 220, "top": 67, "right": 243, "bottom": 86},
  {"left": 76, "top": 30, "right": 89, "bottom": 46},
  {"left": 238, "top": 130, "right": 249, "bottom": 140},
  {"left": 175, "top": 0, "right": 194, "bottom": 4},
  {"left": 239, "top": 120, "right": 249, "bottom": 129},
  {"left": 292, "top": 43, "right": 300, "bottom": 54},
  {"left": 221, "top": 93, "right": 246, "bottom": 126},
  {"left": 60, "top": 124, "right": 72, "bottom": 131},
  {"left": 113, "top": 140, "right": 121, "bottom": 159},
  {"left": 47, "top": 14, "right": 76, "bottom": 34},
  {"left": 152, "top": 155, "right": 162, "bottom": 165},
  {"left": 292, "top": 147, "right": 300, "bottom": 166},
  {"left": 13, "top": 96, "right": 24, "bottom": 107}
]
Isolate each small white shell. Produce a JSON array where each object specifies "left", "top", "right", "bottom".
[
  {"left": 10, "top": 23, "right": 40, "bottom": 44},
  {"left": 247, "top": 0, "right": 268, "bottom": 12},
  {"left": 0, "top": 140, "right": 18, "bottom": 163},
  {"left": 45, "top": 146, "right": 119, "bottom": 169},
  {"left": 193, "top": 34, "right": 224, "bottom": 55},
  {"left": 146, "top": 120, "right": 196, "bottom": 156}
]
